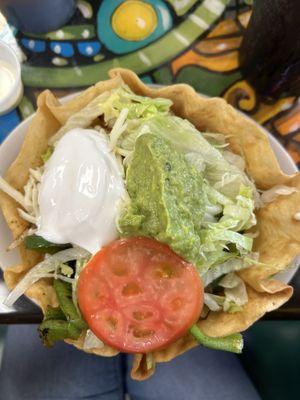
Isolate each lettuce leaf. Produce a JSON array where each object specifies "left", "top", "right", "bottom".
[
  {"left": 102, "top": 85, "right": 172, "bottom": 125},
  {"left": 219, "top": 272, "right": 248, "bottom": 312},
  {"left": 201, "top": 257, "right": 251, "bottom": 287},
  {"left": 220, "top": 185, "right": 256, "bottom": 231},
  {"left": 204, "top": 273, "right": 248, "bottom": 313}
]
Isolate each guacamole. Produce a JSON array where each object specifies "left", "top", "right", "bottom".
[{"left": 118, "top": 133, "right": 206, "bottom": 268}]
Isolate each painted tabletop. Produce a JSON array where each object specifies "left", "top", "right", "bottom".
[
  {"left": 0, "top": 0, "right": 299, "bottom": 165},
  {"left": 0, "top": 0, "right": 300, "bottom": 321}
]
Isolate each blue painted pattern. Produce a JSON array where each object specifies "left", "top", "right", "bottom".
[
  {"left": 21, "top": 39, "right": 46, "bottom": 53},
  {"left": 0, "top": 109, "right": 20, "bottom": 144},
  {"left": 50, "top": 42, "right": 74, "bottom": 57},
  {"left": 77, "top": 41, "right": 101, "bottom": 56}
]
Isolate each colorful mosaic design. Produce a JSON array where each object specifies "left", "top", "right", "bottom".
[{"left": 0, "top": 0, "right": 299, "bottom": 167}]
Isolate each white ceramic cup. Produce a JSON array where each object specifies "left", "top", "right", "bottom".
[{"left": 0, "top": 40, "right": 23, "bottom": 115}]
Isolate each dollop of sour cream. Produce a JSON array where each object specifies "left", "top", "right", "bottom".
[{"left": 36, "top": 128, "right": 125, "bottom": 254}]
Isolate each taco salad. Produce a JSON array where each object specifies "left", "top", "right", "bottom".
[{"left": 0, "top": 69, "right": 299, "bottom": 380}]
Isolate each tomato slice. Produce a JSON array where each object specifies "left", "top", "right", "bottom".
[{"left": 78, "top": 237, "right": 203, "bottom": 353}]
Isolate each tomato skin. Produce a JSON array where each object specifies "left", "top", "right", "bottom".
[{"left": 78, "top": 237, "right": 203, "bottom": 353}]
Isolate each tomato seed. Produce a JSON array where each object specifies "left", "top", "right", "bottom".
[
  {"left": 154, "top": 264, "right": 174, "bottom": 279},
  {"left": 133, "top": 328, "right": 155, "bottom": 338},
  {"left": 112, "top": 265, "right": 128, "bottom": 276},
  {"left": 171, "top": 297, "right": 183, "bottom": 310},
  {"left": 106, "top": 317, "right": 118, "bottom": 331},
  {"left": 133, "top": 310, "right": 153, "bottom": 320},
  {"left": 122, "top": 282, "right": 142, "bottom": 296}
]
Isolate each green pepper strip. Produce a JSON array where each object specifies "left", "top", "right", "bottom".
[
  {"left": 38, "top": 320, "right": 81, "bottom": 347},
  {"left": 38, "top": 281, "right": 86, "bottom": 347},
  {"left": 53, "top": 280, "right": 87, "bottom": 331},
  {"left": 43, "top": 306, "right": 66, "bottom": 321},
  {"left": 189, "top": 324, "right": 243, "bottom": 354},
  {"left": 24, "top": 235, "right": 70, "bottom": 254}
]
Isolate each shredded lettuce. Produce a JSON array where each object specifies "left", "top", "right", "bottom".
[
  {"left": 204, "top": 293, "right": 225, "bottom": 312},
  {"left": 201, "top": 256, "right": 255, "bottom": 287},
  {"left": 201, "top": 220, "right": 252, "bottom": 253},
  {"left": 204, "top": 272, "right": 248, "bottom": 313},
  {"left": 83, "top": 329, "right": 104, "bottom": 350},
  {"left": 219, "top": 272, "right": 248, "bottom": 312},
  {"left": 109, "top": 108, "right": 129, "bottom": 150},
  {"left": 260, "top": 185, "right": 298, "bottom": 204},
  {"left": 97, "top": 86, "right": 173, "bottom": 158},
  {"left": 48, "top": 86, "right": 172, "bottom": 146},
  {"left": 198, "top": 220, "right": 253, "bottom": 272},
  {"left": 112, "top": 86, "right": 172, "bottom": 120},
  {"left": 4, "top": 247, "right": 90, "bottom": 307},
  {"left": 204, "top": 273, "right": 248, "bottom": 313},
  {"left": 202, "top": 132, "right": 229, "bottom": 149},
  {"left": 220, "top": 185, "right": 256, "bottom": 231},
  {"left": 72, "top": 257, "right": 89, "bottom": 315},
  {"left": 222, "top": 149, "right": 246, "bottom": 171},
  {"left": 41, "top": 146, "right": 53, "bottom": 163},
  {"left": 58, "top": 263, "right": 73, "bottom": 278},
  {"left": 100, "top": 85, "right": 172, "bottom": 133}
]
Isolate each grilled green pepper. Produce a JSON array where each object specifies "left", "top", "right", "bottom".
[
  {"left": 38, "top": 281, "right": 86, "bottom": 347},
  {"left": 189, "top": 324, "right": 243, "bottom": 354},
  {"left": 24, "top": 235, "right": 70, "bottom": 253},
  {"left": 53, "top": 279, "right": 86, "bottom": 331}
]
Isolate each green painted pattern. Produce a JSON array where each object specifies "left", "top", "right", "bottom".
[
  {"left": 170, "top": 0, "right": 223, "bottom": 45},
  {"left": 93, "top": 54, "right": 105, "bottom": 62},
  {"left": 22, "top": 0, "right": 229, "bottom": 88},
  {"left": 166, "top": 0, "right": 198, "bottom": 16},
  {"left": 25, "top": 25, "right": 95, "bottom": 40},
  {"left": 175, "top": 66, "right": 241, "bottom": 96},
  {"left": 196, "top": 5, "right": 220, "bottom": 21},
  {"left": 153, "top": 66, "right": 174, "bottom": 84},
  {"left": 52, "top": 57, "right": 69, "bottom": 66},
  {"left": 18, "top": 95, "right": 35, "bottom": 119}
]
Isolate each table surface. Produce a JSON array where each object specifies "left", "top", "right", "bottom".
[{"left": 0, "top": 0, "right": 300, "bottom": 323}]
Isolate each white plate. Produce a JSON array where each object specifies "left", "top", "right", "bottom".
[{"left": 0, "top": 92, "right": 298, "bottom": 313}]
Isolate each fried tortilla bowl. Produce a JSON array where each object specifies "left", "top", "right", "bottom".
[{"left": 1, "top": 69, "right": 299, "bottom": 380}]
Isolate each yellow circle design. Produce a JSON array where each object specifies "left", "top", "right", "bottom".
[{"left": 112, "top": 0, "right": 158, "bottom": 42}]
